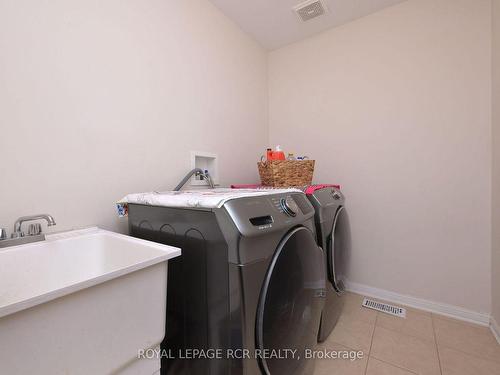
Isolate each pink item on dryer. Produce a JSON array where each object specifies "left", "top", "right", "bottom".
[
  {"left": 230, "top": 183, "right": 341, "bottom": 195},
  {"left": 304, "top": 184, "right": 341, "bottom": 195}
]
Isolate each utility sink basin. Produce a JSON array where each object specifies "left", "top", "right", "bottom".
[{"left": 0, "top": 227, "right": 181, "bottom": 375}]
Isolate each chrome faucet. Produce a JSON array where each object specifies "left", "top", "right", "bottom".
[
  {"left": 12, "top": 214, "right": 56, "bottom": 238},
  {"left": 174, "top": 168, "right": 215, "bottom": 191},
  {"left": 0, "top": 214, "right": 56, "bottom": 249}
]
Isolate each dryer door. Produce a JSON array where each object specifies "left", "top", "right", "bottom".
[
  {"left": 327, "top": 206, "right": 346, "bottom": 292},
  {"left": 256, "top": 226, "right": 325, "bottom": 375}
]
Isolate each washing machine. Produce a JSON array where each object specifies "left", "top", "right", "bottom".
[
  {"left": 304, "top": 185, "right": 347, "bottom": 342},
  {"left": 125, "top": 189, "right": 326, "bottom": 375}
]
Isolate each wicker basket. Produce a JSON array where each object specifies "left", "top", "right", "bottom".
[{"left": 257, "top": 160, "right": 315, "bottom": 187}]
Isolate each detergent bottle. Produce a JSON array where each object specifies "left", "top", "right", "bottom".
[
  {"left": 266, "top": 148, "right": 273, "bottom": 161},
  {"left": 273, "top": 145, "right": 286, "bottom": 160}
]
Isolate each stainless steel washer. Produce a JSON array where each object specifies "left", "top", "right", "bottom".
[{"left": 127, "top": 190, "right": 326, "bottom": 374}]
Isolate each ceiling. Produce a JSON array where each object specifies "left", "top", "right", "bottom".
[{"left": 209, "top": 0, "right": 408, "bottom": 50}]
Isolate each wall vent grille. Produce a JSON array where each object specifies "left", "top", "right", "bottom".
[{"left": 362, "top": 298, "right": 406, "bottom": 318}]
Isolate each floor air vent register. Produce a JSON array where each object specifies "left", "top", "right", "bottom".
[{"left": 362, "top": 298, "right": 406, "bottom": 318}]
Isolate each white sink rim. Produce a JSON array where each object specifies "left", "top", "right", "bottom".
[{"left": 0, "top": 227, "right": 180, "bottom": 319}]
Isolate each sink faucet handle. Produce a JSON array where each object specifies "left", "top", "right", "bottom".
[
  {"left": 13, "top": 214, "right": 56, "bottom": 237},
  {"left": 27, "top": 223, "right": 42, "bottom": 236}
]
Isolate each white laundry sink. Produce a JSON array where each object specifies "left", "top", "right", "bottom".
[{"left": 0, "top": 227, "right": 181, "bottom": 375}]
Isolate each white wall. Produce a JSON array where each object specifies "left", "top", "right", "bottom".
[
  {"left": 0, "top": 0, "right": 268, "bottom": 233},
  {"left": 0, "top": 0, "right": 495, "bottom": 318},
  {"left": 269, "top": 0, "right": 492, "bottom": 313},
  {"left": 492, "top": 0, "right": 500, "bottom": 324}
]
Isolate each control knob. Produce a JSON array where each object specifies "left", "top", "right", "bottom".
[{"left": 280, "top": 197, "right": 299, "bottom": 217}]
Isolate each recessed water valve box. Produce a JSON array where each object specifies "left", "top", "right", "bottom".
[{"left": 190, "top": 151, "right": 219, "bottom": 186}]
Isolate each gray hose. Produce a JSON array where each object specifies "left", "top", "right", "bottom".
[{"left": 174, "top": 168, "right": 214, "bottom": 191}]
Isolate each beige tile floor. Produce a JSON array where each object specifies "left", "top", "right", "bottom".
[{"left": 314, "top": 293, "right": 500, "bottom": 375}]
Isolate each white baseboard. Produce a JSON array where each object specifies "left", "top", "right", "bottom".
[
  {"left": 490, "top": 317, "right": 500, "bottom": 344},
  {"left": 345, "top": 280, "right": 490, "bottom": 326}
]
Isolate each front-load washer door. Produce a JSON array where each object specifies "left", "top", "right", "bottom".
[
  {"left": 327, "top": 206, "right": 346, "bottom": 293},
  {"left": 256, "top": 226, "right": 325, "bottom": 375}
]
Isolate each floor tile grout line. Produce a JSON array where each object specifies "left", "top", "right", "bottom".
[
  {"left": 327, "top": 337, "right": 374, "bottom": 356},
  {"left": 374, "top": 316, "right": 436, "bottom": 343},
  {"left": 369, "top": 355, "right": 419, "bottom": 375},
  {"left": 431, "top": 313, "right": 444, "bottom": 375},
  {"left": 434, "top": 341, "right": 500, "bottom": 365},
  {"left": 328, "top": 340, "right": 369, "bottom": 352},
  {"left": 431, "top": 313, "right": 500, "bottom": 364},
  {"left": 356, "top": 295, "right": 499, "bottom": 373},
  {"left": 369, "top": 312, "right": 442, "bottom": 375},
  {"left": 363, "top": 312, "right": 378, "bottom": 374},
  {"left": 365, "top": 312, "right": 428, "bottom": 375},
  {"left": 330, "top": 295, "right": 500, "bottom": 374}
]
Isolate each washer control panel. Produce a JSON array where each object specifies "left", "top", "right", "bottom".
[
  {"left": 270, "top": 195, "right": 300, "bottom": 217},
  {"left": 280, "top": 197, "right": 298, "bottom": 217},
  {"left": 223, "top": 192, "right": 316, "bottom": 236}
]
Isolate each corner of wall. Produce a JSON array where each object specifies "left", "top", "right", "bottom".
[
  {"left": 491, "top": 0, "right": 500, "bottom": 326},
  {"left": 491, "top": 315, "right": 500, "bottom": 344},
  {"left": 492, "top": 0, "right": 500, "bottom": 325}
]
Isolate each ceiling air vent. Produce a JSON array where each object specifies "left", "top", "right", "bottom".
[{"left": 293, "top": 0, "right": 327, "bottom": 22}]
